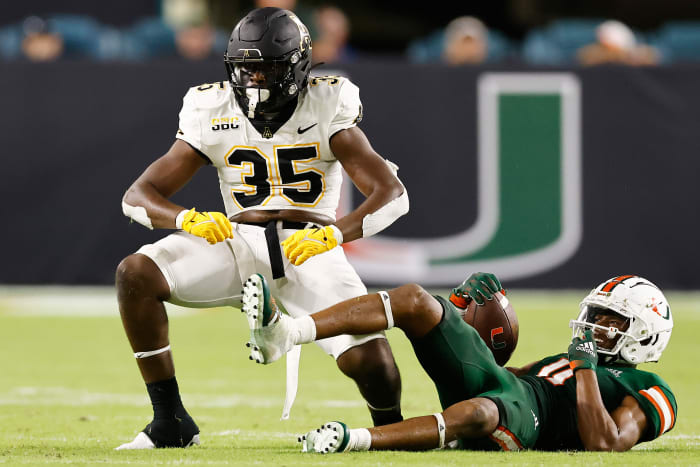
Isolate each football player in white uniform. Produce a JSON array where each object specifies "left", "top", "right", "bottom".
[{"left": 114, "top": 7, "right": 409, "bottom": 449}]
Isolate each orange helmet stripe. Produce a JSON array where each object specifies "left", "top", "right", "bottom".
[{"left": 600, "top": 275, "right": 636, "bottom": 292}]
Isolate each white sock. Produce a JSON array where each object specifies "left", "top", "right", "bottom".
[
  {"left": 346, "top": 428, "right": 371, "bottom": 451},
  {"left": 294, "top": 315, "right": 316, "bottom": 344}
]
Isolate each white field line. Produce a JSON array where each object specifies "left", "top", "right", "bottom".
[
  {"left": 664, "top": 434, "right": 700, "bottom": 439},
  {"left": 2, "top": 286, "right": 700, "bottom": 317},
  {"left": 0, "top": 386, "right": 364, "bottom": 409},
  {"left": 210, "top": 430, "right": 294, "bottom": 439},
  {"left": 8, "top": 431, "right": 298, "bottom": 442},
  {"left": 8, "top": 432, "right": 700, "bottom": 443},
  {"left": 0, "top": 460, "right": 238, "bottom": 465},
  {"left": 0, "top": 286, "right": 215, "bottom": 317},
  {"left": 632, "top": 433, "right": 700, "bottom": 450}
]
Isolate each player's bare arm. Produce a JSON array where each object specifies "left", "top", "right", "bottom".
[
  {"left": 122, "top": 139, "right": 206, "bottom": 228},
  {"left": 281, "top": 125, "right": 408, "bottom": 265},
  {"left": 574, "top": 370, "right": 647, "bottom": 451},
  {"left": 122, "top": 139, "right": 232, "bottom": 244},
  {"left": 330, "top": 126, "right": 406, "bottom": 243}
]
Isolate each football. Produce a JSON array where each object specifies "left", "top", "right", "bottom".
[{"left": 462, "top": 292, "right": 519, "bottom": 366}]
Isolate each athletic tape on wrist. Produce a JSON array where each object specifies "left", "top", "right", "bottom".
[
  {"left": 134, "top": 345, "right": 171, "bottom": 359},
  {"left": 175, "top": 209, "right": 189, "bottom": 230},
  {"left": 433, "top": 412, "right": 446, "bottom": 449},
  {"left": 329, "top": 224, "right": 344, "bottom": 245},
  {"left": 122, "top": 201, "right": 154, "bottom": 230},
  {"left": 378, "top": 291, "right": 393, "bottom": 329}
]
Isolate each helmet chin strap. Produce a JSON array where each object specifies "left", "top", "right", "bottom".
[{"left": 246, "top": 88, "right": 270, "bottom": 118}]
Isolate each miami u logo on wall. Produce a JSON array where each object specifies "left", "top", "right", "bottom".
[{"left": 343, "top": 73, "right": 582, "bottom": 284}]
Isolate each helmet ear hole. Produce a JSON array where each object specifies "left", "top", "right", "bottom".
[{"left": 640, "top": 334, "right": 658, "bottom": 346}]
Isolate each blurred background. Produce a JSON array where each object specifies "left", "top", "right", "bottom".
[
  {"left": 2, "top": 0, "right": 699, "bottom": 289},
  {"left": 7, "top": 0, "right": 700, "bottom": 64}
]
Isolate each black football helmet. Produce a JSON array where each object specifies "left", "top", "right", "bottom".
[{"left": 224, "top": 7, "right": 312, "bottom": 119}]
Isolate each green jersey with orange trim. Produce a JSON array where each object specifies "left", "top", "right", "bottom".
[
  {"left": 174, "top": 76, "right": 364, "bottom": 220},
  {"left": 520, "top": 353, "right": 677, "bottom": 450}
]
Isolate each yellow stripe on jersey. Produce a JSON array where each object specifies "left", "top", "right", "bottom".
[{"left": 640, "top": 386, "right": 675, "bottom": 437}]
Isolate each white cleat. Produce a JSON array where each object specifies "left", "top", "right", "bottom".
[
  {"left": 115, "top": 432, "right": 155, "bottom": 450},
  {"left": 115, "top": 431, "right": 200, "bottom": 450},
  {"left": 242, "top": 273, "right": 296, "bottom": 364}
]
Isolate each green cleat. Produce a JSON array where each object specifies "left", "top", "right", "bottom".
[
  {"left": 299, "top": 421, "right": 351, "bottom": 453},
  {"left": 242, "top": 273, "right": 295, "bottom": 364}
]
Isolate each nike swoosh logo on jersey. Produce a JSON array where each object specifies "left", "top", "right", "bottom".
[{"left": 297, "top": 123, "right": 318, "bottom": 134}]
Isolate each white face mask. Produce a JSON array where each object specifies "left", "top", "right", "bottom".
[{"left": 245, "top": 88, "right": 270, "bottom": 118}]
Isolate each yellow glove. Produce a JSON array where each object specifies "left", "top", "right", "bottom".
[
  {"left": 179, "top": 208, "right": 233, "bottom": 245},
  {"left": 282, "top": 225, "right": 342, "bottom": 266}
]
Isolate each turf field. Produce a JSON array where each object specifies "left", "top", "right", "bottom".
[{"left": 0, "top": 286, "right": 698, "bottom": 465}]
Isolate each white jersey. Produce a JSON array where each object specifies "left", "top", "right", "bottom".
[{"left": 175, "top": 76, "right": 363, "bottom": 221}]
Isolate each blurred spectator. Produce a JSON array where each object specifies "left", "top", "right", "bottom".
[
  {"left": 161, "top": 0, "right": 228, "bottom": 60},
  {"left": 162, "top": 0, "right": 209, "bottom": 30},
  {"left": 577, "top": 20, "right": 659, "bottom": 65},
  {"left": 311, "top": 5, "right": 354, "bottom": 64},
  {"left": 21, "top": 16, "right": 63, "bottom": 62},
  {"left": 406, "top": 16, "right": 511, "bottom": 65},
  {"left": 255, "top": 0, "right": 297, "bottom": 9},
  {"left": 442, "top": 16, "right": 488, "bottom": 65},
  {"left": 121, "top": 16, "right": 176, "bottom": 60},
  {"left": 175, "top": 22, "right": 218, "bottom": 60}
]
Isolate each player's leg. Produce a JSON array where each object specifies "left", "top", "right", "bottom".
[
  {"left": 115, "top": 232, "right": 243, "bottom": 449},
  {"left": 271, "top": 242, "right": 406, "bottom": 426},
  {"left": 116, "top": 253, "right": 173, "bottom": 383},
  {"left": 248, "top": 252, "right": 443, "bottom": 425},
  {"left": 301, "top": 397, "right": 499, "bottom": 452},
  {"left": 115, "top": 252, "right": 200, "bottom": 449},
  {"left": 334, "top": 338, "right": 402, "bottom": 426},
  {"left": 370, "top": 397, "right": 498, "bottom": 450},
  {"left": 314, "top": 283, "right": 441, "bottom": 425},
  {"left": 245, "top": 280, "right": 443, "bottom": 361},
  {"left": 312, "top": 283, "right": 443, "bottom": 339}
]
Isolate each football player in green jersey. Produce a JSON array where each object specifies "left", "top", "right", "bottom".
[{"left": 241, "top": 272, "right": 676, "bottom": 452}]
